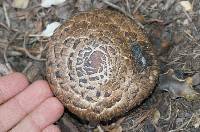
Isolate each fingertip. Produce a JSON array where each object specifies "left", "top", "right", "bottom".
[
  {"left": 30, "top": 80, "right": 53, "bottom": 97},
  {"left": 31, "top": 82, "right": 64, "bottom": 115},
  {"left": 13, "top": 80, "right": 54, "bottom": 114},
  {"left": 0, "top": 72, "right": 29, "bottom": 104},
  {"left": 19, "top": 97, "right": 64, "bottom": 130},
  {"left": 43, "top": 125, "right": 61, "bottom": 132},
  {"left": 11, "top": 72, "right": 29, "bottom": 85},
  {"left": 32, "top": 80, "right": 50, "bottom": 89},
  {"left": 46, "top": 97, "right": 64, "bottom": 118}
]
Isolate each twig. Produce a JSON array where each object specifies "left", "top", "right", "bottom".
[
  {"left": 2, "top": 1, "right": 10, "bottom": 29},
  {"left": 144, "top": 18, "right": 164, "bottom": 24},
  {"left": 162, "top": 0, "right": 176, "bottom": 10},
  {"left": 3, "top": 33, "right": 19, "bottom": 72},
  {"left": 4, "top": 43, "right": 11, "bottom": 64},
  {"left": 97, "top": 125, "right": 104, "bottom": 132},
  {"left": 184, "top": 30, "right": 200, "bottom": 46},
  {"left": 102, "top": 117, "right": 125, "bottom": 131},
  {"left": 168, "top": 114, "right": 194, "bottom": 132},
  {"left": 167, "top": 109, "right": 179, "bottom": 131},
  {"left": 23, "top": 35, "right": 46, "bottom": 61},
  {"left": 0, "top": 22, "right": 9, "bottom": 30},
  {"left": 0, "top": 22, "right": 19, "bottom": 32},
  {"left": 22, "top": 62, "right": 33, "bottom": 74},
  {"left": 0, "top": 40, "right": 44, "bottom": 56},
  {"left": 183, "top": 9, "right": 198, "bottom": 33},
  {"left": 162, "top": 101, "right": 172, "bottom": 121},
  {"left": 61, "top": 117, "right": 80, "bottom": 132},
  {"left": 102, "top": 0, "right": 144, "bottom": 29},
  {"left": 125, "top": 0, "right": 131, "bottom": 13},
  {"left": 166, "top": 56, "right": 182, "bottom": 65},
  {"left": 178, "top": 49, "right": 200, "bottom": 59},
  {"left": 125, "top": 109, "right": 153, "bottom": 131},
  {"left": 133, "top": 0, "right": 144, "bottom": 14}
]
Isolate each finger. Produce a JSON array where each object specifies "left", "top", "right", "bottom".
[
  {"left": 0, "top": 72, "right": 29, "bottom": 104},
  {"left": 43, "top": 125, "right": 61, "bottom": 132},
  {"left": 0, "top": 80, "right": 53, "bottom": 132},
  {"left": 11, "top": 97, "right": 64, "bottom": 132}
]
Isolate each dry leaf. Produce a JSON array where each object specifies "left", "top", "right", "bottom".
[
  {"left": 158, "top": 69, "right": 200, "bottom": 101},
  {"left": 179, "top": 1, "right": 193, "bottom": 11},
  {"left": 76, "top": 0, "right": 92, "bottom": 11},
  {"left": 152, "top": 110, "right": 161, "bottom": 125},
  {"left": 34, "top": 20, "right": 42, "bottom": 33},
  {"left": 41, "top": 0, "right": 66, "bottom": 8},
  {"left": 0, "top": 63, "right": 12, "bottom": 76},
  {"left": 40, "top": 22, "right": 61, "bottom": 37},
  {"left": 194, "top": 117, "right": 200, "bottom": 128},
  {"left": 192, "top": 72, "right": 200, "bottom": 86},
  {"left": 133, "top": 12, "right": 145, "bottom": 23},
  {"left": 12, "top": 0, "right": 29, "bottom": 9},
  {"left": 192, "top": 112, "right": 200, "bottom": 128}
]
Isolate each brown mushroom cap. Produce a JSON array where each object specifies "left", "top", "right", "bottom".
[{"left": 46, "top": 9, "right": 159, "bottom": 122}]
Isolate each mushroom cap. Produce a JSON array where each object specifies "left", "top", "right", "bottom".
[{"left": 46, "top": 9, "right": 159, "bottom": 122}]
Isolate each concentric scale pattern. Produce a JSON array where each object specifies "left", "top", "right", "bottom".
[{"left": 46, "top": 9, "right": 159, "bottom": 122}]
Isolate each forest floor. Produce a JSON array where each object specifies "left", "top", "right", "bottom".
[{"left": 0, "top": 0, "right": 200, "bottom": 132}]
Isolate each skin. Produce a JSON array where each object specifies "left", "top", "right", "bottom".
[{"left": 0, "top": 72, "right": 64, "bottom": 132}]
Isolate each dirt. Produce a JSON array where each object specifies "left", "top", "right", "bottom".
[{"left": 0, "top": 0, "right": 199, "bottom": 132}]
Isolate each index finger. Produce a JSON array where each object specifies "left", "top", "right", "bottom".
[{"left": 0, "top": 72, "right": 29, "bottom": 104}]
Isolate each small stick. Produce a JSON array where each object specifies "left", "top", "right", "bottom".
[
  {"left": 22, "top": 62, "right": 33, "bottom": 74},
  {"left": 162, "top": 0, "right": 176, "bottom": 10},
  {"left": 102, "top": 0, "right": 144, "bottom": 29},
  {"left": 23, "top": 35, "right": 46, "bottom": 61},
  {"left": 3, "top": 33, "right": 19, "bottom": 72},
  {"left": 183, "top": 9, "right": 198, "bottom": 33},
  {"left": 168, "top": 114, "right": 194, "bottom": 132},
  {"left": 2, "top": 1, "right": 10, "bottom": 29},
  {"left": 162, "top": 101, "right": 172, "bottom": 121},
  {"left": 125, "top": 0, "right": 131, "bottom": 13},
  {"left": 133, "top": 0, "right": 144, "bottom": 14}
]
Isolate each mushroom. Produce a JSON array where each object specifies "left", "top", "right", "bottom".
[{"left": 46, "top": 9, "right": 159, "bottom": 122}]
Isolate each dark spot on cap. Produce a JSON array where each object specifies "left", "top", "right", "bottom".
[
  {"left": 79, "top": 79, "right": 87, "bottom": 83},
  {"left": 73, "top": 39, "right": 80, "bottom": 49},
  {"left": 76, "top": 58, "right": 83, "bottom": 65},
  {"left": 79, "top": 83, "right": 83, "bottom": 87},
  {"left": 104, "top": 92, "right": 111, "bottom": 97},
  {"left": 86, "top": 86, "right": 95, "bottom": 90},
  {"left": 68, "top": 73, "right": 74, "bottom": 81},
  {"left": 93, "top": 106, "right": 101, "bottom": 113},
  {"left": 69, "top": 53, "right": 74, "bottom": 57},
  {"left": 96, "top": 91, "right": 101, "bottom": 97},
  {"left": 131, "top": 42, "right": 151, "bottom": 72},
  {"left": 89, "top": 76, "right": 99, "bottom": 81},
  {"left": 100, "top": 75, "right": 104, "bottom": 79},
  {"left": 86, "top": 96, "right": 93, "bottom": 101},
  {"left": 47, "top": 61, "right": 53, "bottom": 66},
  {"left": 64, "top": 38, "right": 74, "bottom": 45},
  {"left": 67, "top": 59, "right": 73, "bottom": 70},
  {"left": 77, "top": 71, "right": 84, "bottom": 77},
  {"left": 55, "top": 71, "right": 62, "bottom": 78}
]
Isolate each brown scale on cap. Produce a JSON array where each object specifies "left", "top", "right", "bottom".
[{"left": 46, "top": 9, "right": 160, "bottom": 122}]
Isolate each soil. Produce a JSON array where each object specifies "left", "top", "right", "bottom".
[{"left": 0, "top": 0, "right": 199, "bottom": 132}]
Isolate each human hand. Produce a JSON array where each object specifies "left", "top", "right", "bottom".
[{"left": 0, "top": 73, "right": 64, "bottom": 132}]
